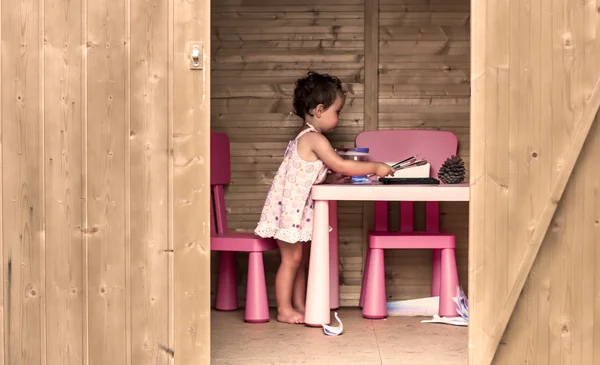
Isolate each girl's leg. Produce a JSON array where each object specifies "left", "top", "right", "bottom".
[
  {"left": 275, "top": 240, "right": 304, "bottom": 324},
  {"left": 293, "top": 241, "right": 311, "bottom": 314}
]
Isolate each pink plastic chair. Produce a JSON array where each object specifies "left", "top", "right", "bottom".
[
  {"left": 211, "top": 132, "right": 278, "bottom": 323},
  {"left": 355, "top": 130, "right": 460, "bottom": 319}
]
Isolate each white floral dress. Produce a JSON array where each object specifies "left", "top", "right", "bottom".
[{"left": 254, "top": 126, "right": 328, "bottom": 243}]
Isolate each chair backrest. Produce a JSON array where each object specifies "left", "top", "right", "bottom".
[
  {"left": 211, "top": 131, "right": 231, "bottom": 185},
  {"left": 355, "top": 129, "right": 459, "bottom": 232},
  {"left": 210, "top": 132, "right": 231, "bottom": 235},
  {"left": 355, "top": 129, "right": 458, "bottom": 178}
]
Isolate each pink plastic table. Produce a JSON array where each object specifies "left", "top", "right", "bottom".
[{"left": 304, "top": 181, "right": 470, "bottom": 326}]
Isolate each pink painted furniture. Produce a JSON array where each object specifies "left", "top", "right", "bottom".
[
  {"left": 356, "top": 130, "right": 461, "bottom": 319},
  {"left": 305, "top": 182, "right": 469, "bottom": 326},
  {"left": 211, "top": 132, "right": 278, "bottom": 323}
]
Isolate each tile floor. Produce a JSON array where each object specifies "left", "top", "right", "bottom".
[{"left": 211, "top": 308, "right": 467, "bottom": 365}]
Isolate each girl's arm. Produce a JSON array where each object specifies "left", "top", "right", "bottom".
[{"left": 307, "top": 133, "right": 392, "bottom": 176}]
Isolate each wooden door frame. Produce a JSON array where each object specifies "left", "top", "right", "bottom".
[
  {"left": 190, "top": 0, "right": 600, "bottom": 363},
  {"left": 174, "top": 0, "right": 211, "bottom": 363}
]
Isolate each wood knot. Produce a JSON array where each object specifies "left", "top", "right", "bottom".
[
  {"left": 158, "top": 344, "right": 174, "bottom": 358},
  {"left": 562, "top": 33, "right": 573, "bottom": 48},
  {"left": 531, "top": 152, "right": 538, "bottom": 158},
  {"left": 561, "top": 324, "right": 569, "bottom": 334},
  {"left": 81, "top": 226, "right": 99, "bottom": 234}
]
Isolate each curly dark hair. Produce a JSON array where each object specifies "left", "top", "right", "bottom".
[{"left": 292, "top": 71, "right": 346, "bottom": 120}]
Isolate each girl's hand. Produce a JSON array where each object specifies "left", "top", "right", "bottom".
[
  {"left": 325, "top": 171, "right": 344, "bottom": 184},
  {"left": 375, "top": 163, "right": 395, "bottom": 178}
]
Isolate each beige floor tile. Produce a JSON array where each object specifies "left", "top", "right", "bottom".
[
  {"left": 373, "top": 316, "right": 467, "bottom": 365},
  {"left": 211, "top": 308, "right": 468, "bottom": 365},
  {"left": 212, "top": 308, "right": 380, "bottom": 364}
]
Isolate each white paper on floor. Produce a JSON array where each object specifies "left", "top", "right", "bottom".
[
  {"left": 322, "top": 312, "right": 343, "bottom": 336},
  {"left": 386, "top": 296, "right": 440, "bottom": 316},
  {"left": 421, "top": 286, "right": 469, "bottom": 327}
]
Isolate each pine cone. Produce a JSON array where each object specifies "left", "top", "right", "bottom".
[{"left": 438, "top": 155, "right": 466, "bottom": 184}]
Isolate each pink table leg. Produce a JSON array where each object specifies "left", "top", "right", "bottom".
[
  {"left": 305, "top": 199, "right": 330, "bottom": 326},
  {"left": 329, "top": 200, "right": 339, "bottom": 310}
]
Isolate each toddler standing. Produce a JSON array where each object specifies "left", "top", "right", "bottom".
[{"left": 254, "top": 71, "right": 395, "bottom": 324}]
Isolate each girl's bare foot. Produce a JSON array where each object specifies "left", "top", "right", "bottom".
[{"left": 277, "top": 308, "right": 305, "bottom": 324}]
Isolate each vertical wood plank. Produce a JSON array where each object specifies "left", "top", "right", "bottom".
[
  {"left": 167, "top": 0, "right": 176, "bottom": 359},
  {"left": 81, "top": 0, "right": 89, "bottom": 363},
  {"left": 597, "top": 0, "right": 600, "bottom": 81},
  {"left": 579, "top": 114, "right": 598, "bottom": 365},
  {"left": 0, "top": 0, "right": 3, "bottom": 360},
  {"left": 469, "top": 0, "right": 487, "bottom": 361},
  {"left": 1, "top": 0, "right": 44, "bottom": 363},
  {"left": 364, "top": 0, "right": 378, "bottom": 132},
  {"left": 130, "top": 0, "right": 170, "bottom": 362},
  {"left": 483, "top": 0, "right": 500, "bottom": 354},
  {"left": 535, "top": 0, "right": 554, "bottom": 360},
  {"left": 44, "top": 0, "right": 85, "bottom": 363},
  {"left": 39, "top": 0, "right": 47, "bottom": 362},
  {"left": 549, "top": 0, "right": 566, "bottom": 361},
  {"left": 125, "top": 0, "right": 132, "bottom": 363},
  {"left": 86, "top": 0, "right": 128, "bottom": 363},
  {"left": 594, "top": 113, "right": 600, "bottom": 365},
  {"left": 526, "top": 0, "right": 541, "bottom": 360},
  {"left": 567, "top": 4, "right": 585, "bottom": 365},
  {"left": 495, "top": 0, "right": 510, "bottom": 321},
  {"left": 361, "top": 0, "right": 378, "bottom": 277},
  {"left": 173, "top": 0, "right": 211, "bottom": 362}
]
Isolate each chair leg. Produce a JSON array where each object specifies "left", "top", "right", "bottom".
[
  {"left": 431, "top": 249, "right": 442, "bottom": 297},
  {"left": 215, "top": 251, "right": 238, "bottom": 311},
  {"left": 245, "top": 252, "right": 270, "bottom": 323},
  {"left": 362, "top": 248, "right": 387, "bottom": 319},
  {"left": 439, "top": 248, "right": 459, "bottom": 317},
  {"left": 359, "top": 247, "right": 372, "bottom": 308}
]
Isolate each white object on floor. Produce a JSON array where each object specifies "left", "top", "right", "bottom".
[
  {"left": 421, "top": 314, "right": 468, "bottom": 327},
  {"left": 422, "top": 286, "right": 469, "bottom": 327},
  {"left": 452, "top": 286, "right": 469, "bottom": 321},
  {"left": 386, "top": 296, "right": 440, "bottom": 316},
  {"left": 322, "top": 312, "right": 343, "bottom": 336},
  {"left": 385, "top": 162, "right": 431, "bottom": 178}
]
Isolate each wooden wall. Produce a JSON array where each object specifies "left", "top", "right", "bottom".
[
  {"left": 210, "top": 0, "right": 470, "bottom": 307},
  {"left": 0, "top": 0, "right": 211, "bottom": 363},
  {"left": 469, "top": 0, "right": 600, "bottom": 363}
]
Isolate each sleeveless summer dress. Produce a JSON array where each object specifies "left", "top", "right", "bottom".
[{"left": 254, "top": 125, "right": 329, "bottom": 244}]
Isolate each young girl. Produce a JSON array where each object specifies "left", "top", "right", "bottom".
[{"left": 254, "top": 71, "right": 395, "bottom": 324}]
